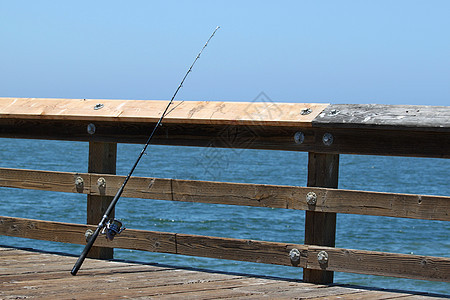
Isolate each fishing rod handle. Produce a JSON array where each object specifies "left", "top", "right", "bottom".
[
  {"left": 71, "top": 186, "right": 123, "bottom": 276},
  {"left": 71, "top": 226, "right": 102, "bottom": 275}
]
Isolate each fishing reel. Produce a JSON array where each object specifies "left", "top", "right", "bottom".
[{"left": 101, "top": 219, "right": 125, "bottom": 241}]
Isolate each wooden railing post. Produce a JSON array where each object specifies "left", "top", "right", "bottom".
[
  {"left": 303, "top": 152, "right": 339, "bottom": 284},
  {"left": 87, "top": 141, "right": 117, "bottom": 259}
]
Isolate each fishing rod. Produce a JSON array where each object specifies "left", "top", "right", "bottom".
[{"left": 71, "top": 26, "right": 220, "bottom": 276}]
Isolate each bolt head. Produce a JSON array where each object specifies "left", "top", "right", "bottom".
[
  {"left": 322, "top": 133, "right": 334, "bottom": 146},
  {"left": 94, "top": 103, "right": 104, "bottom": 110},
  {"left": 318, "top": 250, "right": 328, "bottom": 264},
  {"left": 300, "top": 108, "right": 312, "bottom": 115},
  {"left": 75, "top": 177, "right": 84, "bottom": 187},
  {"left": 97, "top": 177, "right": 106, "bottom": 188},
  {"left": 289, "top": 248, "right": 300, "bottom": 263},
  {"left": 306, "top": 192, "right": 317, "bottom": 205},
  {"left": 330, "top": 109, "right": 340, "bottom": 116},
  {"left": 294, "top": 132, "right": 305, "bottom": 144},
  {"left": 85, "top": 229, "right": 94, "bottom": 242},
  {"left": 87, "top": 123, "right": 96, "bottom": 135}
]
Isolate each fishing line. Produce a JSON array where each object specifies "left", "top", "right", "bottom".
[{"left": 71, "top": 26, "right": 220, "bottom": 275}]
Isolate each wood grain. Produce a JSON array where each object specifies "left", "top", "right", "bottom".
[
  {"left": 313, "top": 104, "right": 450, "bottom": 132},
  {"left": 304, "top": 153, "right": 339, "bottom": 283},
  {"left": 0, "top": 168, "right": 448, "bottom": 221},
  {"left": 0, "top": 97, "right": 328, "bottom": 127},
  {"left": 1, "top": 216, "right": 449, "bottom": 282},
  {"left": 308, "top": 127, "right": 450, "bottom": 158},
  {"left": 306, "top": 245, "right": 450, "bottom": 283},
  {"left": 4, "top": 248, "right": 442, "bottom": 299},
  {"left": 86, "top": 141, "right": 117, "bottom": 259},
  {"left": 0, "top": 216, "right": 176, "bottom": 254},
  {"left": 1, "top": 118, "right": 448, "bottom": 158}
]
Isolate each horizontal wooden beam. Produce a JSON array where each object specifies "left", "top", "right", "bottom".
[
  {"left": 1, "top": 119, "right": 448, "bottom": 158},
  {"left": 0, "top": 98, "right": 326, "bottom": 127},
  {"left": 0, "top": 98, "right": 448, "bottom": 157},
  {"left": 305, "top": 127, "right": 450, "bottom": 158},
  {"left": 0, "top": 216, "right": 176, "bottom": 254},
  {"left": 0, "top": 216, "right": 448, "bottom": 282},
  {"left": 0, "top": 168, "right": 448, "bottom": 221}
]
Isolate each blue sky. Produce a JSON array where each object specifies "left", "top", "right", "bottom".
[{"left": 1, "top": 1, "right": 449, "bottom": 105}]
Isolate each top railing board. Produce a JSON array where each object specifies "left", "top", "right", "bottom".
[
  {"left": 0, "top": 98, "right": 449, "bottom": 131},
  {"left": 0, "top": 98, "right": 327, "bottom": 127},
  {"left": 314, "top": 104, "right": 450, "bottom": 132}
]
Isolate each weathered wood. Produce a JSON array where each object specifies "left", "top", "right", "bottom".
[
  {"left": 1, "top": 99, "right": 448, "bottom": 158},
  {"left": 175, "top": 281, "right": 361, "bottom": 299},
  {"left": 0, "top": 216, "right": 302, "bottom": 267},
  {"left": 0, "top": 168, "right": 88, "bottom": 193},
  {"left": 0, "top": 216, "right": 177, "bottom": 254},
  {"left": 307, "top": 245, "right": 450, "bottom": 283},
  {"left": 175, "top": 233, "right": 307, "bottom": 267},
  {"left": 86, "top": 141, "right": 117, "bottom": 259},
  {"left": 1, "top": 168, "right": 449, "bottom": 221},
  {"left": 310, "top": 290, "right": 418, "bottom": 300},
  {"left": 0, "top": 119, "right": 302, "bottom": 150},
  {"left": 3, "top": 247, "right": 445, "bottom": 299},
  {"left": 1, "top": 217, "right": 449, "bottom": 282},
  {"left": 313, "top": 104, "right": 450, "bottom": 132},
  {"left": 1, "top": 119, "right": 449, "bottom": 158},
  {"left": 307, "top": 127, "right": 450, "bottom": 158},
  {"left": 304, "top": 152, "right": 339, "bottom": 284}
]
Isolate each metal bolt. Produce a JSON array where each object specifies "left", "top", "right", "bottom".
[
  {"left": 300, "top": 108, "right": 312, "bottom": 115},
  {"left": 289, "top": 248, "right": 301, "bottom": 265},
  {"left": 85, "top": 229, "right": 94, "bottom": 242},
  {"left": 75, "top": 177, "right": 84, "bottom": 188},
  {"left": 318, "top": 250, "right": 328, "bottom": 265},
  {"left": 306, "top": 192, "right": 317, "bottom": 205},
  {"left": 330, "top": 109, "right": 340, "bottom": 116},
  {"left": 97, "top": 177, "right": 106, "bottom": 189},
  {"left": 322, "top": 133, "right": 334, "bottom": 146},
  {"left": 87, "top": 123, "right": 96, "bottom": 135},
  {"left": 294, "top": 132, "right": 305, "bottom": 144},
  {"left": 94, "top": 103, "right": 104, "bottom": 110}
]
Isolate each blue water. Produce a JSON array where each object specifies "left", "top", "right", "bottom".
[{"left": 0, "top": 138, "right": 449, "bottom": 294}]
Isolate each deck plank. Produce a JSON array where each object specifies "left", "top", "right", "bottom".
[{"left": 0, "top": 247, "right": 447, "bottom": 299}]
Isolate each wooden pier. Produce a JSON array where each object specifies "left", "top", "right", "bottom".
[
  {"left": 0, "top": 98, "right": 449, "bottom": 298},
  {"left": 1, "top": 246, "right": 447, "bottom": 299}
]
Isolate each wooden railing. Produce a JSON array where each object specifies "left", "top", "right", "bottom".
[{"left": 0, "top": 97, "right": 449, "bottom": 284}]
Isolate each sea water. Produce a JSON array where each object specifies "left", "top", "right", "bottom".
[{"left": 0, "top": 138, "right": 449, "bottom": 294}]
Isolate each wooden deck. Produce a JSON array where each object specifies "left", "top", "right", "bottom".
[{"left": 1, "top": 246, "right": 447, "bottom": 299}]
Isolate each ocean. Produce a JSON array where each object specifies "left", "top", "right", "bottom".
[{"left": 0, "top": 138, "right": 449, "bottom": 294}]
